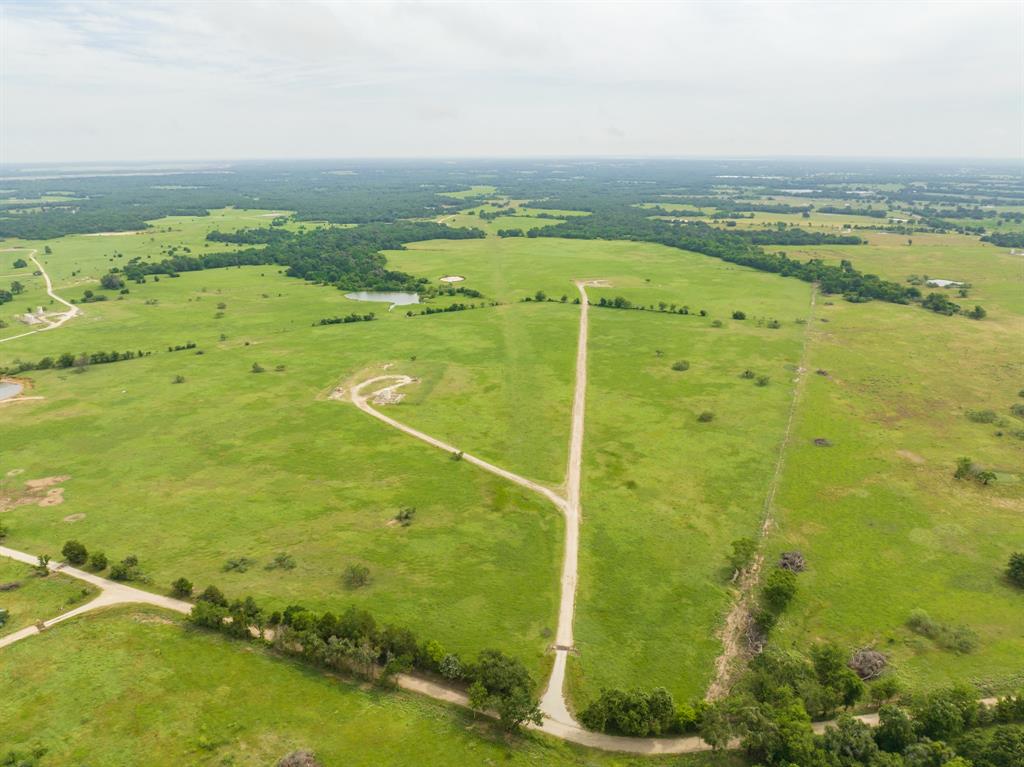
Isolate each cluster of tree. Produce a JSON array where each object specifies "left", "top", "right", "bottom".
[
  {"left": 12, "top": 258, "right": 28, "bottom": 268},
  {"left": 72, "top": 289, "right": 108, "bottom": 304},
  {"left": 527, "top": 210, "right": 914, "bottom": 304},
  {"left": 981, "top": 232, "right": 1024, "bottom": 248},
  {"left": 699, "top": 642, "right": 1024, "bottom": 766},
  {"left": 734, "top": 229, "right": 864, "bottom": 246},
  {"left": 422, "top": 285, "right": 483, "bottom": 299},
  {"left": 188, "top": 594, "right": 542, "bottom": 731},
  {"left": 496, "top": 228, "right": 524, "bottom": 237},
  {"left": 167, "top": 342, "right": 197, "bottom": 352},
  {"left": 407, "top": 301, "right": 494, "bottom": 316},
  {"left": 0, "top": 349, "right": 148, "bottom": 376},
  {"left": 817, "top": 205, "right": 888, "bottom": 218},
  {"left": 112, "top": 222, "right": 484, "bottom": 293},
  {"left": 57, "top": 539, "right": 119, "bottom": 575},
  {"left": 580, "top": 686, "right": 692, "bottom": 736},
  {"left": 314, "top": 313, "right": 376, "bottom": 326}
]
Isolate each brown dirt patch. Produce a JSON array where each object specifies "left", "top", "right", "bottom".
[
  {"left": 38, "top": 489, "right": 65, "bottom": 507},
  {"left": 25, "top": 475, "right": 70, "bottom": 491},
  {"left": 896, "top": 450, "right": 925, "bottom": 464},
  {"left": 6, "top": 469, "right": 24, "bottom": 477},
  {"left": 63, "top": 513, "right": 86, "bottom": 523}
]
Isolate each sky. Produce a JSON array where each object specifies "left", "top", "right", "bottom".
[{"left": 1, "top": 0, "right": 1021, "bottom": 163}]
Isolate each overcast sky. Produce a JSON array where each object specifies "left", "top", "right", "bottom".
[{"left": 1, "top": 0, "right": 1021, "bottom": 163}]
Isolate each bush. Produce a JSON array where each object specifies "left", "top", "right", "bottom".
[
  {"left": 728, "top": 537, "right": 758, "bottom": 577},
  {"left": 740, "top": 369, "right": 755, "bottom": 379},
  {"left": 761, "top": 568, "right": 798, "bottom": 614},
  {"left": 197, "top": 585, "right": 228, "bottom": 606},
  {"left": 172, "top": 375, "right": 185, "bottom": 384},
  {"left": 171, "top": 577, "right": 193, "bottom": 598},
  {"left": 1007, "top": 552, "right": 1024, "bottom": 588},
  {"left": 755, "top": 375, "right": 770, "bottom": 387},
  {"left": 579, "top": 686, "right": 680, "bottom": 736},
  {"left": 266, "top": 552, "right": 296, "bottom": 570},
  {"left": 907, "top": 609, "right": 979, "bottom": 654},
  {"left": 109, "top": 563, "right": 131, "bottom": 581},
  {"left": 88, "top": 551, "right": 108, "bottom": 571},
  {"left": 697, "top": 410, "right": 715, "bottom": 422},
  {"left": 251, "top": 362, "right": 265, "bottom": 373},
  {"left": 61, "top": 540, "right": 88, "bottom": 566},
  {"left": 732, "top": 310, "right": 746, "bottom": 320},
  {"left": 671, "top": 360, "right": 690, "bottom": 371},
  {"left": 223, "top": 557, "right": 255, "bottom": 573},
  {"left": 439, "top": 653, "right": 464, "bottom": 680},
  {"left": 343, "top": 563, "right": 370, "bottom": 589},
  {"left": 966, "top": 409, "right": 998, "bottom": 423}
]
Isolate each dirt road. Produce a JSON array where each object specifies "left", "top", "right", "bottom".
[{"left": 0, "top": 249, "right": 82, "bottom": 344}]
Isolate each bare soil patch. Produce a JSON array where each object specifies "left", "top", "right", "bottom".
[
  {"left": 25, "top": 475, "right": 70, "bottom": 491},
  {"left": 63, "top": 513, "right": 86, "bottom": 523},
  {"left": 896, "top": 450, "right": 925, "bottom": 464},
  {"left": 0, "top": 475, "right": 71, "bottom": 512},
  {"left": 82, "top": 230, "right": 147, "bottom": 237}
]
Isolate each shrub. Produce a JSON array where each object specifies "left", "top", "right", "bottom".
[
  {"left": 251, "top": 362, "right": 265, "bottom": 373},
  {"left": 740, "top": 369, "right": 755, "bottom": 379},
  {"left": 88, "top": 551, "right": 108, "bottom": 571},
  {"left": 394, "top": 507, "right": 416, "bottom": 527},
  {"left": 223, "top": 557, "right": 255, "bottom": 573},
  {"left": 671, "top": 360, "right": 690, "bottom": 371},
  {"left": 579, "top": 686, "right": 679, "bottom": 736},
  {"left": 34, "top": 554, "right": 51, "bottom": 576},
  {"left": 728, "top": 538, "right": 757, "bottom": 577},
  {"left": 197, "top": 585, "right": 228, "bottom": 606},
  {"left": 0, "top": 522, "right": 8, "bottom": 541},
  {"left": 172, "top": 375, "right": 185, "bottom": 384},
  {"left": 732, "top": 310, "right": 746, "bottom": 320},
  {"left": 171, "top": 577, "right": 193, "bottom": 598},
  {"left": 1007, "top": 552, "right": 1024, "bottom": 588},
  {"left": 343, "top": 563, "right": 370, "bottom": 589},
  {"left": 755, "top": 375, "right": 770, "bottom": 387},
  {"left": 109, "top": 563, "right": 131, "bottom": 581},
  {"left": 966, "top": 409, "right": 998, "bottom": 423},
  {"left": 61, "top": 540, "right": 88, "bottom": 566},
  {"left": 697, "top": 410, "right": 715, "bottom": 422},
  {"left": 439, "top": 653, "right": 464, "bottom": 680},
  {"left": 266, "top": 552, "right": 296, "bottom": 571},
  {"left": 761, "top": 568, "right": 798, "bottom": 614}
]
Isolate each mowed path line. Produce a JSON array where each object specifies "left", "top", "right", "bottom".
[{"left": 0, "top": 248, "right": 82, "bottom": 344}]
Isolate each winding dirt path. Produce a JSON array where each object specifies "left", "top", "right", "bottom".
[
  {"left": 0, "top": 545, "right": 190, "bottom": 649},
  {"left": 0, "top": 249, "right": 82, "bottom": 345}
]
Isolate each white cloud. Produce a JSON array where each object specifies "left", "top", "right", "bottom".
[{"left": 1, "top": 0, "right": 1020, "bottom": 162}]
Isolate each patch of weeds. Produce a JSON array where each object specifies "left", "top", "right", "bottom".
[
  {"left": 394, "top": 507, "right": 416, "bottom": 527},
  {"left": 343, "top": 563, "right": 370, "bottom": 589},
  {"left": 265, "top": 553, "right": 296, "bottom": 571},
  {"left": 907, "top": 609, "right": 979, "bottom": 654},
  {"left": 223, "top": 557, "right": 256, "bottom": 573}
]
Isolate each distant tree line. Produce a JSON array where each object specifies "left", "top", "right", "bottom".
[
  {"left": 1, "top": 349, "right": 149, "bottom": 376},
  {"left": 315, "top": 313, "right": 376, "bottom": 326},
  {"left": 527, "top": 210, "right": 914, "bottom": 304},
  {"left": 111, "top": 222, "right": 484, "bottom": 293}
]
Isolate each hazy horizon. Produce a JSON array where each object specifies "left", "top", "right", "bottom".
[{"left": 2, "top": 0, "right": 1022, "bottom": 164}]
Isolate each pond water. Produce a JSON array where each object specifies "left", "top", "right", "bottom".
[
  {"left": 0, "top": 382, "right": 23, "bottom": 401},
  {"left": 344, "top": 291, "right": 420, "bottom": 310}
]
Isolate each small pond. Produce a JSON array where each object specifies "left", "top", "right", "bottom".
[
  {"left": 344, "top": 291, "right": 420, "bottom": 310},
  {"left": 0, "top": 382, "right": 23, "bottom": 401}
]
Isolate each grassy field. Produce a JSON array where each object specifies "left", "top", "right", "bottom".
[
  {"left": 762, "top": 232, "right": 1024, "bottom": 694},
  {"left": 0, "top": 607, "right": 745, "bottom": 767},
  {"left": 0, "top": 558, "right": 96, "bottom": 637},
  {"left": 388, "top": 235, "right": 814, "bottom": 706},
  {"left": 3, "top": 200, "right": 1021, "bottom": 741}
]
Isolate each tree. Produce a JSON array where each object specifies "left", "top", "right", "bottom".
[
  {"left": 12, "top": 258, "right": 27, "bottom": 268},
  {"left": 762, "top": 568, "right": 798, "bottom": 614},
  {"left": 197, "top": 584, "right": 228, "bottom": 606},
  {"left": 34, "top": 554, "right": 51, "bottom": 576},
  {"left": 1007, "top": 552, "right": 1024, "bottom": 588},
  {"left": 10, "top": 281, "right": 24, "bottom": 295},
  {"left": 966, "top": 305, "right": 986, "bottom": 320},
  {"left": 728, "top": 537, "right": 758, "bottom": 578},
  {"left": 171, "top": 577, "right": 194, "bottom": 598},
  {"left": 732, "top": 310, "right": 747, "bottom": 320},
  {"left": 100, "top": 272, "right": 125, "bottom": 290},
  {"left": 343, "top": 563, "right": 370, "bottom": 589},
  {"left": 251, "top": 362, "right": 265, "bottom": 373},
  {"left": 672, "top": 360, "right": 690, "bottom": 371},
  {"left": 89, "top": 551, "right": 108, "bottom": 571},
  {"left": 43, "top": 246, "right": 52, "bottom": 255},
  {"left": 440, "top": 653, "right": 464, "bottom": 680},
  {"left": 875, "top": 704, "right": 917, "bottom": 753},
  {"left": 822, "top": 714, "right": 879, "bottom": 766},
  {"left": 61, "top": 540, "right": 88, "bottom": 566},
  {"left": 975, "top": 469, "right": 996, "bottom": 485}
]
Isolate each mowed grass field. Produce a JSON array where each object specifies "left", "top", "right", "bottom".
[
  {"left": 0, "top": 558, "right": 96, "bottom": 638},
  {"left": 388, "top": 236, "right": 814, "bottom": 706},
  {"left": 760, "top": 231, "right": 1024, "bottom": 694},
  {"left": 0, "top": 607, "right": 744, "bottom": 767}
]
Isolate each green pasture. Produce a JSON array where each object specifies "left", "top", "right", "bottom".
[
  {"left": 0, "top": 607, "right": 742, "bottom": 767},
  {"left": 0, "top": 558, "right": 96, "bottom": 638}
]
